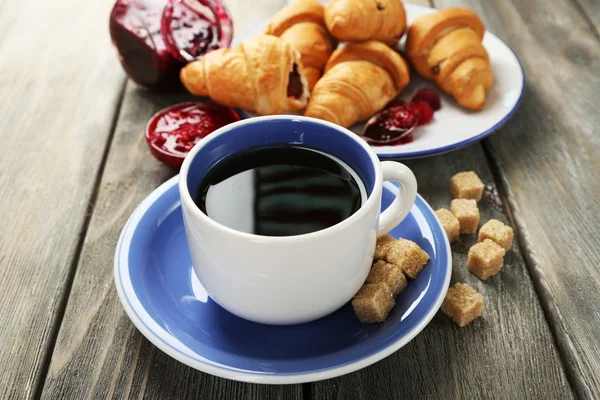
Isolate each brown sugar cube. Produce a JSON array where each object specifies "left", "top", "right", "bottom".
[
  {"left": 352, "top": 283, "right": 396, "bottom": 323},
  {"left": 367, "top": 260, "right": 408, "bottom": 296},
  {"left": 435, "top": 209, "right": 460, "bottom": 243},
  {"left": 451, "top": 199, "right": 480, "bottom": 234},
  {"left": 467, "top": 239, "right": 506, "bottom": 280},
  {"left": 451, "top": 171, "right": 485, "bottom": 201},
  {"left": 385, "top": 238, "right": 430, "bottom": 279},
  {"left": 374, "top": 234, "right": 396, "bottom": 260},
  {"left": 478, "top": 219, "right": 514, "bottom": 250},
  {"left": 441, "top": 283, "right": 484, "bottom": 327}
]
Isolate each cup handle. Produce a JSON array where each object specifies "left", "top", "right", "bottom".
[{"left": 378, "top": 161, "right": 418, "bottom": 236}]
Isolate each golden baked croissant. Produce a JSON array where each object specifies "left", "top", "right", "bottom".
[
  {"left": 325, "top": 0, "right": 407, "bottom": 45},
  {"left": 180, "top": 35, "right": 309, "bottom": 115},
  {"left": 264, "top": 0, "right": 335, "bottom": 90},
  {"left": 406, "top": 8, "right": 493, "bottom": 110},
  {"left": 305, "top": 41, "right": 410, "bottom": 128}
]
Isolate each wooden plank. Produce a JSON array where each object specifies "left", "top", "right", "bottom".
[
  {"left": 0, "top": 0, "right": 125, "bottom": 397},
  {"left": 311, "top": 1, "right": 572, "bottom": 398},
  {"left": 40, "top": 1, "right": 302, "bottom": 399},
  {"left": 312, "top": 144, "right": 573, "bottom": 400},
  {"left": 574, "top": 0, "right": 600, "bottom": 32},
  {"left": 430, "top": 0, "right": 600, "bottom": 398}
]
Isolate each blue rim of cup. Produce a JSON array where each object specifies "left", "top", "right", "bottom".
[{"left": 178, "top": 115, "right": 384, "bottom": 244}]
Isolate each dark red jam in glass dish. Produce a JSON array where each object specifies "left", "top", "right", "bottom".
[
  {"left": 109, "top": 0, "right": 232, "bottom": 92},
  {"left": 145, "top": 102, "right": 241, "bottom": 169},
  {"left": 362, "top": 103, "right": 418, "bottom": 146}
]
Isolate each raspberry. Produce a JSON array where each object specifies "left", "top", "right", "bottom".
[
  {"left": 413, "top": 101, "right": 434, "bottom": 125},
  {"left": 411, "top": 88, "right": 441, "bottom": 111}
]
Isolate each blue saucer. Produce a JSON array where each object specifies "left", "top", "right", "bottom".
[{"left": 114, "top": 176, "right": 451, "bottom": 383}]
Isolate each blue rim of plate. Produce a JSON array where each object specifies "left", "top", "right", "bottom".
[
  {"left": 380, "top": 55, "right": 525, "bottom": 159},
  {"left": 114, "top": 175, "right": 451, "bottom": 384},
  {"left": 233, "top": 2, "right": 526, "bottom": 160}
]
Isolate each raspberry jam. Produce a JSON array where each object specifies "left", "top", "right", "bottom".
[
  {"left": 363, "top": 103, "right": 418, "bottom": 145},
  {"left": 109, "top": 0, "right": 232, "bottom": 92},
  {"left": 145, "top": 102, "right": 241, "bottom": 169},
  {"left": 287, "top": 64, "right": 304, "bottom": 99}
]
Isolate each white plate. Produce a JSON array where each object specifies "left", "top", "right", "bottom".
[{"left": 234, "top": 3, "right": 525, "bottom": 159}]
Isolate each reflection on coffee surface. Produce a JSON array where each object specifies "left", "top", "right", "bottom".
[{"left": 195, "top": 146, "right": 365, "bottom": 236}]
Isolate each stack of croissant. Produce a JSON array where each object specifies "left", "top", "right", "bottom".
[{"left": 180, "top": 1, "right": 494, "bottom": 128}]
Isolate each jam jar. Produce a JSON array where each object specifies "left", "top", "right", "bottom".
[{"left": 109, "top": 0, "right": 232, "bottom": 91}]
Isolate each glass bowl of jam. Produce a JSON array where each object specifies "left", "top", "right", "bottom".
[
  {"left": 145, "top": 102, "right": 242, "bottom": 169},
  {"left": 109, "top": 0, "right": 232, "bottom": 92}
]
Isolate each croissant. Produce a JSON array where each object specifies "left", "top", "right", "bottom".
[
  {"left": 406, "top": 8, "right": 493, "bottom": 110},
  {"left": 305, "top": 41, "right": 410, "bottom": 128},
  {"left": 264, "top": 0, "right": 335, "bottom": 90},
  {"left": 180, "top": 34, "right": 309, "bottom": 115},
  {"left": 325, "top": 0, "right": 407, "bottom": 46}
]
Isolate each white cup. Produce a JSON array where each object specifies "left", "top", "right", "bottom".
[{"left": 179, "top": 116, "right": 417, "bottom": 325}]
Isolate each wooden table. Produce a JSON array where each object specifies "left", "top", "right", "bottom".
[{"left": 1, "top": 0, "right": 598, "bottom": 398}]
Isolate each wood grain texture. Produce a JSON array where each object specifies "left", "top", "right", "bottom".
[
  {"left": 0, "top": 0, "right": 125, "bottom": 397},
  {"left": 40, "top": 83, "right": 301, "bottom": 400},
  {"left": 40, "top": 1, "right": 301, "bottom": 399},
  {"left": 33, "top": 0, "right": 587, "bottom": 399},
  {"left": 573, "top": 0, "right": 600, "bottom": 33},
  {"left": 311, "top": 145, "right": 573, "bottom": 400},
  {"left": 310, "top": 4, "right": 572, "bottom": 398},
  {"left": 431, "top": 0, "right": 600, "bottom": 398}
]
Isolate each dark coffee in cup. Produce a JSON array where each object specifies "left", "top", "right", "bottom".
[{"left": 195, "top": 145, "right": 366, "bottom": 236}]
